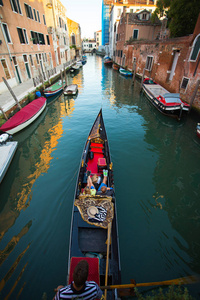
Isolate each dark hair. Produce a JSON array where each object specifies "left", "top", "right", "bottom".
[
  {"left": 101, "top": 186, "right": 107, "bottom": 194},
  {"left": 73, "top": 260, "right": 89, "bottom": 288}
]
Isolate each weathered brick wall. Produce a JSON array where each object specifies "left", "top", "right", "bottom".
[{"left": 121, "top": 36, "right": 200, "bottom": 111}]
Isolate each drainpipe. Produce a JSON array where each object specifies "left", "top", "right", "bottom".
[{"left": 0, "top": 16, "right": 16, "bottom": 78}]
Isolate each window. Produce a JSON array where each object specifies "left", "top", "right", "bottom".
[
  {"left": 29, "top": 54, "right": 33, "bottom": 66},
  {"left": 180, "top": 77, "right": 189, "bottom": 90},
  {"left": 130, "top": 9, "right": 133, "bottom": 13},
  {"left": 31, "top": 31, "right": 39, "bottom": 44},
  {"left": 17, "top": 28, "right": 29, "bottom": 44},
  {"left": 189, "top": 34, "right": 200, "bottom": 61},
  {"left": 10, "top": 0, "right": 22, "bottom": 14},
  {"left": 24, "top": 3, "right": 33, "bottom": 19},
  {"left": 2, "top": 23, "right": 12, "bottom": 43},
  {"left": 35, "top": 54, "right": 39, "bottom": 64},
  {"left": 31, "top": 31, "right": 44, "bottom": 44},
  {"left": 142, "top": 13, "right": 147, "bottom": 20},
  {"left": 133, "top": 29, "right": 138, "bottom": 39},
  {"left": 33, "top": 8, "right": 37, "bottom": 21},
  {"left": 59, "top": 17, "right": 62, "bottom": 28},
  {"left": 145, "top": 56, "right": 153, "bottom": 71},
  {"left": 1, "top": 59, "right": 11, "bottom": 79},
  {"left": 43, "top": 14, "right": 46, "bottom": 25},
  {"left": 23, "top": 29, "right": 28, "bottom": 44},
  {"left": 0, "top": 0, "right": 3, "bottom": 6},
  {"left": 37, "top": 11, "right": 40, "bottom": 23},
  {"left": 12, "top": 56, "right": 17, "bottom": 65},
  {"left": 38, "top": 33, "right": 45, "bottom": 44},
  {"left": 71, "top": 34, "right": 75, "bottom": 45},
  {"left": 46, "top": 35, "right": 50, "bottom": 45}
]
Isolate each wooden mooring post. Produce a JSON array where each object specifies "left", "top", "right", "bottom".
[
  {"left": 63, "top": 64, "right": 67, "bottom": 86},
  {"left": 0, "top": 105, "right": 8, "bottom": 120},
  {"left": 2, "top": 77, "right": 22, "bottom": 109},
  {"left": 60, "top": 69, "right": 64, "bottom": 88},
  {"left": 140, "top": 68, "right": 146, "bottom": 90},
  {"left": 132, "top": 61, "right": 136, "bottom": 85},
  {"left": 189, "top": 79, "right": 200, "bottom": 112}
]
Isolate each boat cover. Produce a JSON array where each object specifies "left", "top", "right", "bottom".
[
  {"left": 68, "top": 257, "right": 100, "bottom": 285},
  {"left": 75, "top": 194, "right": 113, "bottom": 229},
  {"left": 0, "top": 97, "right": 46, "bottom": 132}
]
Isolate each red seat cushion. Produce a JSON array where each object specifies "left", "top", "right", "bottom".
[
  {"left": 98, "top": 158, "right": 106, "bottom": 166},
  {"left": 90, "top": 143, "right": 103, "bottom": 148},
  {"left": 91, "top": 148, "right": 103, "bottom": 153},
  {"left": 68, "top": 257, "right": 100, "bottom": 285}
]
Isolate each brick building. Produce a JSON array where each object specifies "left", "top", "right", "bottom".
[
  {"left": 67, "top": 17, "right": 82, "bottom": 60},
  {"left": 0, "top": 0, "right": 55, "bottom": 92},
  {"left": 44, "top": 0, "right": 70, "bottom": 66},
  {"left": 115, "top": 12, "right": 200, "bottom": 110}
]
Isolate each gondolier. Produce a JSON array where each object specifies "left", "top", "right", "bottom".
[{"left": 54, "top": 260, "right": 103, "bottom": 300}]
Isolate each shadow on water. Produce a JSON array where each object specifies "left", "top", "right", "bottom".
[{"left": 0, "top": 55, "right": 200, "bottom": 299}]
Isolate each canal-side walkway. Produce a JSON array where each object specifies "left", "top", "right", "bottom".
[{"left": 0, "top": 63, "right": 71, "bottom": 115}]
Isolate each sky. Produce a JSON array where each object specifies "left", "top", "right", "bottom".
[{"left": 63, "top": 0, "right": 102, "bottom": 39}]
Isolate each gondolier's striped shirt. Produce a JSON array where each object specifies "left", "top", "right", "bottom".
[{"left": 54, "top": 281, "right": 103, "bottom": 300}]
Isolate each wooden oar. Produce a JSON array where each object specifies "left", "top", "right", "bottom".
[
  {"left": 104, "top": 222, "right": 112, "bottom": 300},
  {"left": 100, "top": 275, "right": 199, "bottom": 290}
]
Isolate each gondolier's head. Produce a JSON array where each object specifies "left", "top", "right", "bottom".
[{"left": 73, "top": 260, "right": 89, "bottom": 288}]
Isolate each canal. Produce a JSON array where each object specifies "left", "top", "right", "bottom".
[{"left": 0, "top": 55, "right": 200, "bottom": 299}]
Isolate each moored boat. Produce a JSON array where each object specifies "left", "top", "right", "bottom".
[
  {"left": 0, "top": 97, "right": 47, "bottom": 134},
  {"left": 63, "top": 84, "right": 78, "bottom": 95},
  {"left": 0, "top": 132, "right": 18, "bottom": 183},
  {"left": 43, "top": 80, "right": 65, "bottom": 97},
  {"left": 70, "top": 64, "right": 81, "bottom": 73},
  {"left": 142, "top": 78, "right": 190, "bottom": 120},
  {"left": 76, "top": 60, "right": 83, "bottom": 67},
  {"left": 112, "top": 63, "right": 119, "bottom": 71},
  {"left": 67, "top": 109, "right": 121, "bottom": 299},
  {"left": 197, "top": 123, "right": 200, "bottom": 138},
  {"left": 119, "top": 67, "right": 132, "bottom": 77},
  {"left": 82, "top": 55, "right": 87, "bottom": 64},
  {"left": 104, "top": 56, "right": 113, "bottom": 66}
]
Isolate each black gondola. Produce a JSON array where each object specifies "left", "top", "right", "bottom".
[{"left": 67, "top": 109, "right": 121, "bottom": 299}]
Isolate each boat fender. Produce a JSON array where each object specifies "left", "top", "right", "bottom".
[
  {"left": 0, "top": 133, "right": 10, "bottom": 144},
  {"left": 36, "top": 91, "right": 41, "bottom": 98},
  {"left": 89, "top": 151, "right": 94, "bottom": 160}
]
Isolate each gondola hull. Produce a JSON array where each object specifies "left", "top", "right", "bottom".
[{"left": 67, "top": 109, "right": 121, "bottom": 299}]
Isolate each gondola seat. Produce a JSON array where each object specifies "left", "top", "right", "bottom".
[
  {"left": 90, "top": 142, "right": 103, "bottom": 149},
  {"left": 68, "top": 257, "right": 100, "bottom": 285},
  {"left": 98, "top": 158, "right": 107, "bottom": 172}
]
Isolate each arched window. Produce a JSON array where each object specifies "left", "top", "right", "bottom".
[
  {"left": 190, "top": 34, "right": 200, "bottom": 61},
  {"left": 71, "top": 33, "right": 76, "bottom": 45}
]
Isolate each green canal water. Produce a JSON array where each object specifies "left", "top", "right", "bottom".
[{"left": 0, "top": 55, "right": 200, "bottom": 299}]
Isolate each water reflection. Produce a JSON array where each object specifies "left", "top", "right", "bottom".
[
  {"left": 0, "top": 94, "right": 76, "bottom": 298},
  {"left": 0, "top": 56, "right": 200, "bottom": 299}
]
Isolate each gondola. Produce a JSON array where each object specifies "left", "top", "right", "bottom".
[{"left": 67, "top": 109, "right": 121, "bottom": 299}]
